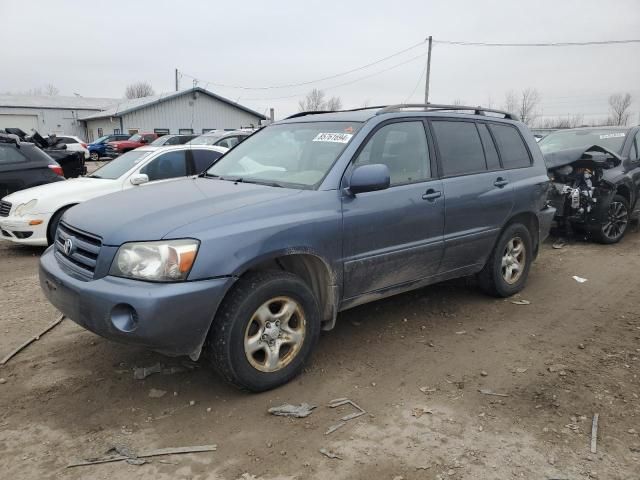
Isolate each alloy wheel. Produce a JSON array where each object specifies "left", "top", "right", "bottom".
[
  {"left": 501, "top": 236, "right": 526, "bottom": 285},
  {"left": 243, "top": 296, "right": 306, "bottom": 373},
  {"left": 602, "top": 201, "right": 628, "bottom": 241}
]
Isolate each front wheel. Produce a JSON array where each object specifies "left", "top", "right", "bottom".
[
  {"left": 477, "top": 223, "right": 533, "bottom": 297},
  {"left": 593, "top": 194, "right": 629, "bottom": 244},
  {"left": 205, "top": 271, "right": 320, "bottom": 392},
  {"left": 89, "top": 151, "right": 99, "bottom": 161}
]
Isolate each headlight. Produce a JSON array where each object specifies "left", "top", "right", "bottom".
[
  {"left": 15, "top": 199, "right": 38, "bottom": 216},
  {"left": 109, "top": 239, "right": 199, "bottom": 282}
]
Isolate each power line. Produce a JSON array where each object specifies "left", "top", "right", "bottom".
[
  {"left": 404, "top": 61, "right": 428, "bottom": 103},
  {"left": 181, "top": 39, "right": 426, "bottom": 91},
  {"left": 238, "top": 52, "right": 427, "bottom": 102},
  {"left": 435, "top": 39, "right": 640, "bottom": 47}
]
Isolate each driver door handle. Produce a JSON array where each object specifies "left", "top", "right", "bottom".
[
  {"left": 494, "top": 177, "right": 509, "bottom": 188},
  {"left": 422, "top": 189, "right": 442, "bottom": 201}
]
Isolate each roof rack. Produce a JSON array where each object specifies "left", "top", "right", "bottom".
[
  {"left": 376, "top": 103, "right": 519, "bottom": 121},
  {"left": 284, "top": 105, "right": 388, "bottom": 120}
]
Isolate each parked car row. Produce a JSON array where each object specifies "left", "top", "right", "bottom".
[{"left": 3, "top": 103, "right": 639, "bottom": 393}]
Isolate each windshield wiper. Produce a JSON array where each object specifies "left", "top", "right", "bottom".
[
  {"left": 87, "top": 174, "right": 102, "bottom": 178},
  {"left": 238, "top": 178, "right": 284, "bottom": 188},
  {"left": 200, "top": 172, "right": 220, "bottom": 178}
]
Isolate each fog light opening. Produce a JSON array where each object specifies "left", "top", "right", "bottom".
[{"left": 110, "top": 304, "right": 139, "bottom": 332}]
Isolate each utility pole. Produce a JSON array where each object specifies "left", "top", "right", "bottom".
[
  {"left": 424, "top": 35, "right": 433, "bottom": 104},
  {"left": 175, "top": 68, "right": 179, "bottom": 92}
]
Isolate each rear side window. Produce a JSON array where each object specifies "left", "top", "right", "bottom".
[
  {"left": 432, "top": 121, "right": 486, "bottom": 176},
  {"left": 0, "top": 145, "right": 27, "bottom": 164},
  {"left": 192, "top": 149, "right": 224, "bottom": 172},
  {"left": 477, "top": 124, "right": 501, "bottom": 170},
  {"left": 490, "top": 124, "right": 531, "bottom": 169}
]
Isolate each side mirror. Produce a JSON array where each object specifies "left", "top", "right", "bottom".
[
  {"left": 348, "top": 164, "right": 390, "bottom": 195},
  {"left": 130, "top": 173, "right": 149, "bottom": 185}
]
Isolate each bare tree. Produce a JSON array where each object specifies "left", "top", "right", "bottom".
[
  {"left": 608, "top": 93, "right": 632, "bottom": 126},
  {"left": 538, "top": 114, "right": 585, "bottom": 129},
  {"left": 503, "top": 88, "right": 540, "bottom": 125},
  {"left": 518, "top": 88, "right": 540, "bottom": 125},
  {"left": 125, "top": 81, "right": 155, "bottom": 99},
  {"left": 503, "top": 90, "right": 518, "bottom": 115},
  {"left": 298, "top": 88, "right": 342, "bottom": 112},
  {"left": 44, "top": 84, "right": 59, "bottom": 96},
  {"left": 325, "top": 96, "right": 342, "bottom": 110}
]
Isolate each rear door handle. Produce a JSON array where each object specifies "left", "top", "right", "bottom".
[
  {"left": 494, "top": 177, "right": 509, "bottom": 188},
  {"left": 422, "top": 189, "right": 442, "bottom": 201}
]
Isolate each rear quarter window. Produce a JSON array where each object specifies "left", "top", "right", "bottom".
[
  {"left": 432, "top": 120, "right": 486, "bottom": 176},
  {"left": 0, "top": 145, "right": 27, "bottom": 164},
  {"left": 489, "top": 124, "right": 531, "bottom": 169}
]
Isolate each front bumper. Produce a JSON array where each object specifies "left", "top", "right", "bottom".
[
  {"left": 0, "top": 214, "right": 50, "bottom": 246},
  {"left": 39, "top": 246, "right": 234, "bottom": 358}
]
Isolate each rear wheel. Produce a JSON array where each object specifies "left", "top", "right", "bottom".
[
  {"left": 205, "top": 271, "right": 320, "bottom": 392},
  {"left": 593, "top": 194, "right": 629, "bottom": 244},
  {"left": 477, "top": 223, "right": 533, "bottom": 297},
  {"left": 89, "top": 151, "right": 99, "bottom": 161}
]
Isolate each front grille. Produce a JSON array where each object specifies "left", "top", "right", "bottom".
[
  {"left": 0, "top": 200, "right": 11, "bottom": 217},
  {"left": 54, "top": 222, "right": 102, "bottom": 279}
]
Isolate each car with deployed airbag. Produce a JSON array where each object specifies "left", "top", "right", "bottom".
[{"left": 39, "top": 104, "right": 554, "bottom": 392}]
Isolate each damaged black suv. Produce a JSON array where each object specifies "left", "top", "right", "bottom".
[{"left": 540, "top": 126, "right": 640, "bottom": 244}]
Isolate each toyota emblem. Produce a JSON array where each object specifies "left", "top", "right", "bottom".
[{"left": 63, "top": 237, "right": 74, "bottom": 256}]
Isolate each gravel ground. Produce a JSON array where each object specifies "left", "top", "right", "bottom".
[{"left": 0, "top": 229, "right": 639, "bottom": 479}]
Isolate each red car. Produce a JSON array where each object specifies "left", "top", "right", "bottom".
[{"left": 105, "top": 132, "right": 159, "bottom": 158}]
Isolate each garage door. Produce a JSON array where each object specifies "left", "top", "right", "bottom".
[{"left": 0, "top": 114, "right": 38, "bottom": 133}]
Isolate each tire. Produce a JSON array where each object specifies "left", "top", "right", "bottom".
[
  {"left": 477, "top": 222, "right": 533, "bottom": 297},
  {"left": 205, "top": 270, "right": 321, "bottom": 392},
  {"left": 592, "top": 194, "right": 629, "bottom": 244},
  {"left": 89, "top": 151, "right": 99, "bottom": 161},
  {"left": 46, "top": 206, "right": 72, "bottom": 246}
]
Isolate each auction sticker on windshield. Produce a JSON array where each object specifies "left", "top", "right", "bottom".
[
  {"left": 313, "top": 132, "right": 353, "bottom": 143},
  {"left": 600, "top": 133, "right": 625, "bottom": 139}
]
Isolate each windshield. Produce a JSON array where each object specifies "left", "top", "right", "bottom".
[
  {"left": 539, "top": 129, "right": 629, "bottom": 154},
  {"left": 94, "top": 135, "right": 109, "bottom": 144},
  {"left": 88, "top": 150, "right": 152, "bottom": 179},
  {"left": 149, "top": 136, "right": 168, "bottom": 146},
  {"left": 188, "top": 134, "right": 224, "bottom": 145},
  {"left": 128, "top": 134, "right": 142, "bottom": 142},
  {"left": 207, "top": 122, "right": 362, "bottom": 188}
]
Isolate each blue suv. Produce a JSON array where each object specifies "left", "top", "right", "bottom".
[
  {"left": 40, "top": 104, "right": 555, "bottom": 391},
  {"left": 87, "top": 134, "right": 131, "bottom": 161}
]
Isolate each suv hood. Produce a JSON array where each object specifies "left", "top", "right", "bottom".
[
  {"left": 64, "top": 177, "right": 301, "bottom": 246},
  {"left": 544, "top": 145, "right": 622, "bottom": 170}
]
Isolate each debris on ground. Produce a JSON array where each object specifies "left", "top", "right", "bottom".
[
  {"left": 419, "top": 386, "right": 436, "bottom": 394},
  {"left": 572, "top": 275, "right": 588, "bottom": 283},
  {"left": 480, "top": 370, "right": 489, "bottom": 376},
  {"left": 325, "top": 397, "right": 367, "bottom": 435},
  {"left": 515, "top": 368, "right": 528, "bottom": 373},
  {"left": 478, "top": 388, "right": 510, "bottom": 397},
  {"left": 0, "top": 378, "right": 6, "bottom": 384},
  {"left": 133, "top": 362, "right": 195, "bottom": 380},
  {"left": 548, "top": 364, "right": 568, "bottom": 373},
  {"left": 0, "top": 314, "right": 65, "bottom": 366},
  {"left": 412, "top": 406, "right": 433, "bottom": 418},
  {"left": 67, "top": 444, "right": 217, "bottom": 468},
  {"left": 148, "top": 388, "right": 167, "bottom": 398},
  {"left": 455, "top": 330, "right": 467, "bottom": 335},
  {"left": 511, "top": 299, "right": 531, "bottom": 305},
  {"left": 591, "top": 413, "right": 599, "bottom": 454},
  {"left": 268, "top": 403, "right": 316, "bottom": 418},
  {"left": 552, "top": 239, "right": 567, "bottom": 249},
  {"left": 319, "top": 448, "right": 342, "bottom": 460}
]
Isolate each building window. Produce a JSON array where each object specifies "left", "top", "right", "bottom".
[
  {"left": 154, "top": 128, "right": 170, "bottom": 135},
  {"left": 202, "top": 128, "right": 215, "bottom": 133},
  {"left": 179, "top": 128, "right": 194, "bottom": 134},
  {"left": 97, "top": 128, "right": 103, "bottom": 137},
  {"left": 114, "top": 128, "right": 121, "bottom": 134},
  {"left": 128, "top": 129, "right": 139, "bottom": 135}
]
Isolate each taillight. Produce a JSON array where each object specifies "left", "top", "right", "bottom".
[
  {"left": 48, "top": 164, "right": 64, "bottom": 177},
  {"left": 81, "top": 143, "right": 87, "bottom": 148}
]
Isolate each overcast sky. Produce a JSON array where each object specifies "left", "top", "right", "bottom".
[{"left": 3, "top": 0, "right": 639, "bottom": 123}]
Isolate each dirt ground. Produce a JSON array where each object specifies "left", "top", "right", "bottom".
[{"left": 1, "top": 228, "right": 639, "bottom": 480}]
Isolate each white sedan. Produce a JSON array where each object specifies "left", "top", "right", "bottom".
[{"left": 0, "top": 144, "right": 228, "bottom": 246}]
